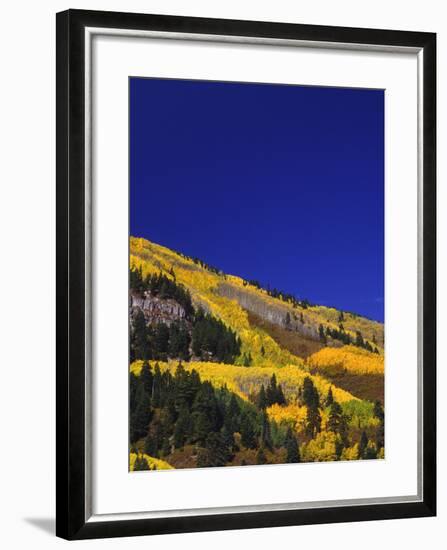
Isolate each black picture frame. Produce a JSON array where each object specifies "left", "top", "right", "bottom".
[{"left": 56, "top": 9, "right": 436, "bottom": 540}]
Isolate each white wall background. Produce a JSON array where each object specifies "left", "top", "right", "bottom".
[{"left": 0, "top": 1, "right": 444, "bottom": 548}]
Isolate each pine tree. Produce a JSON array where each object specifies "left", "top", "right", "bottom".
[
  {"left": 256, "top": 447, "right": 267, "bottom": 465},
  {"left": 240, "top": 414, "right": 256, "bottom": 449},
  {"left": 305, "top": 405, "right": 322, "bottom": 438},
  {"left": 285, "top": 427, "right": 300, "bottom": 463},
  {"left": 130, "top": 383, "right": 152, "bottom": 443},
  {"left": 129, "top": 372, "right": 139, "bottom": 415},
  {"left": 174, "top": 407, "right": 191, "bottom": 448},
  {"left": 140, "top": 361, "right": 153, "bottom": 394},
  {"left": 260, "top": 411, "right": 272, "bottom": 450},
  {"left": 327, "top": 401, "right": 343, "bottom": 433},
  {"left": 302, "top": 377, "right": 320, "bottom": 409},
  {"left": 365, "top": 443, "right": 378, "bottom": 460},
  {"left": 133, "top": 454, "right": 150, "bottom": 471},
  {"left": 204, "top": 432, "right": 229, "bottom": 467},
  {"left": 373, "top": 400, "right": 385, "bottom": 450},
  {"left": 303, "top": 377, "right": 321, "bottom": 437},
  {"left": 276, "top": 384, "right": 286, "bottom": 406},
  {"left": 266, "top": 374, "right": 278, "bottom": 406},
  {"left": 326, "top": 386, "right": 334, "bottom": 407},
  {"left": 257, "top": 385, "right": 267, "bottom": 410},
  {"left": 221, "top": 424, "right": 235, "bottom": 456},
  {"left": 151, "top": 363, "right": 162, "bottom": 407},
  {"left": 131, "top": 309, "right": 151, "bottom": 360},
  {"left": 355, "top": 330, "right": 365, "bottom": 348},
  {"left": 227, "top": 394, "right": 241, "bottom": 434},
  {"left": 359, "top": 431, "right": 368, "bottom": 459},
  {"left": 154, "top": 323, "right": 170, "bottom": 356}
]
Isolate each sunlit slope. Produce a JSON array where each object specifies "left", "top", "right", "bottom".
[
  {"left": 130, "top": 237, "right": 303, "bottom": 368},
  {"left": 307, "top": 345, "right": 384, "bottom": 403},
  {"left": 130, "top": 360, "right": 357, "bottom": 404},
  {"left": 130, "top": 236, "right": 384, "bottom": 363},
  {"left": 129, "top": 451, "right": 173, "bottom": 471},
  {"left": 308, "top": 346, "right": 384, "bottom": 376}
]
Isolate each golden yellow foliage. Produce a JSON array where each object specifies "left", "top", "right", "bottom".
[
  {"left": 129, "top": 452, "right": 174, "bottom": 471},
  {"left": 130, "top": 237, "right": 303, "bottom": 369},
  {"left": 266, "top": 403, "right": 307, "bottom": 431},
  {"left": 308, "top": 345, "right": 384, "bottom": 376},
  {"left": 301, "top": 432, "right": 340, "bottom": 462},
  {"left": 340, "top": 443, "right": 359, "bottom": 461},
  {"left": 130, "top": 360, "right": 357, "bottom": 404}
]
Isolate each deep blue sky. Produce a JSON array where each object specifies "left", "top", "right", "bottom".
[{"left": 130, "top": 78, "right": 384, "bottom": 322}]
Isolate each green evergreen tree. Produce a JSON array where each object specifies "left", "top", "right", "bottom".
[
  {"left": 154, "top": 323, "right": 170, "bottom": 356},
  {"left": 240, "top": 414, "right": 256, "bottom": 449},
  {"left": 327, "top": 401, "right": 343, "bottom": 433},
  {"left": 151, "top": 363, "right": 162, "bottom": 407},
  {"left": 260, "top": 411, "right": 272, "bottom": 450},
  {"left": 256, "top": 447, "right": 267, "bottom": 465},
  {"left": 303, "top": 377, "right": 321, "bottom": 437},
  {"left": 359, "top": 431, "right": 368, "bottom": 459},
  {"left": 130, "top": 382, "right": 152, "bottom": 443},
  {"left": 326, "top": 386, "right": 334, "bottom": 407},
  {"left": 373, "top": 400, "right": 385, "bottom": 450},
  {"left": 227, "top": 394, "right": 241, "bottom": 434},
  {"left": 365, "top": 444, "right": 378, "bottom": 460},
  {"left": 204, "top": 432, "right": 229, "bottom": 467},
  {"left": 140, "top": 361, "right": 153, "bottom": 394},
  {"left": 174, "top": 407, "right": 191, "bottom": 448},
  {"left": 276, "top": 384, "right": 286, "bottom": 406},
  {"left": 133, "top": 454, "right": 150, "bottom": 471},
  {"left": 285, "top": 427, "right": 300, "bottom": 463},
  {"left": 355, "top": 330, "right": 365, "bottom": 348},
  {"left": 129, "top": 372, "right": 139, "bottom": 415},
  {"left": 302, "top": 377, "right": 320, "bottom": 409},
  {"left": 221, "top": 424, "right": 236, "bottom": 456},
  {"left": 131, "top": 309, "right": 151, "bottom": 360},
  {"left": 257, "top": 385, "right": 267, "bottom": 410},
  {"left": 266, "top": 374, "right": 280, "bottom": 406}
]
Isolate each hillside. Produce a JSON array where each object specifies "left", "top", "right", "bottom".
[{"left": 129, "top": 236, "right": 385, "bottom": 469}]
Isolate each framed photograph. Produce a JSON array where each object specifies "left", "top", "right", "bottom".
[{"left": 56, "top": 9, "right": 436, "bottom": 540}]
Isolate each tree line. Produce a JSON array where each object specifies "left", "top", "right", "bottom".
[
  {"left": 130, "top": 267, "right": 194, "bottom": 318},
  {"left": 130, "top": 362, "right": 300, "bottom": 467},
  {"left": 243, "top": 279, "right": 313, "bottom": 310},
  {"left": 318, "top": 323, "right": 379, "bottom": 354},
  {"left": 130, "top": 268, "right": 241, "bottom": 364},
  {"left": 130, "top": 309, "right": 241, "bottom": 364},
  {"left": 130, "top": 363, "right": 384, "bottom": 468}
]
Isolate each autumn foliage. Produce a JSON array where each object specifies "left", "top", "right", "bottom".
[{"left": 128, "top": 236, "right": 385, "bottom": 468}]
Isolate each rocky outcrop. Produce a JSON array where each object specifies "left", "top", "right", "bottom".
[
  {"left": 130, "top": 290, "right": 186, "bottom": 326},
  {"left": 216, "top": 282, "right": 320, "bottom": 341}
]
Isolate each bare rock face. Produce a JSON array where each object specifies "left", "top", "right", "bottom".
[
  {"left": 130, "top": 290, "right": 186, "bottom": 326},
  {"left": 216, "top": 282, "right": 320, "bottom": 341}
]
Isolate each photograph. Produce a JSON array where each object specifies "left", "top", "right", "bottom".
[{"left": 128, "top": 77, "right": 385, "bottom": 471}]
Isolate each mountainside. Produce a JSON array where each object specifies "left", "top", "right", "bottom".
[{"left": 129, "top": 236, "right": 385, "bottom": 470}]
